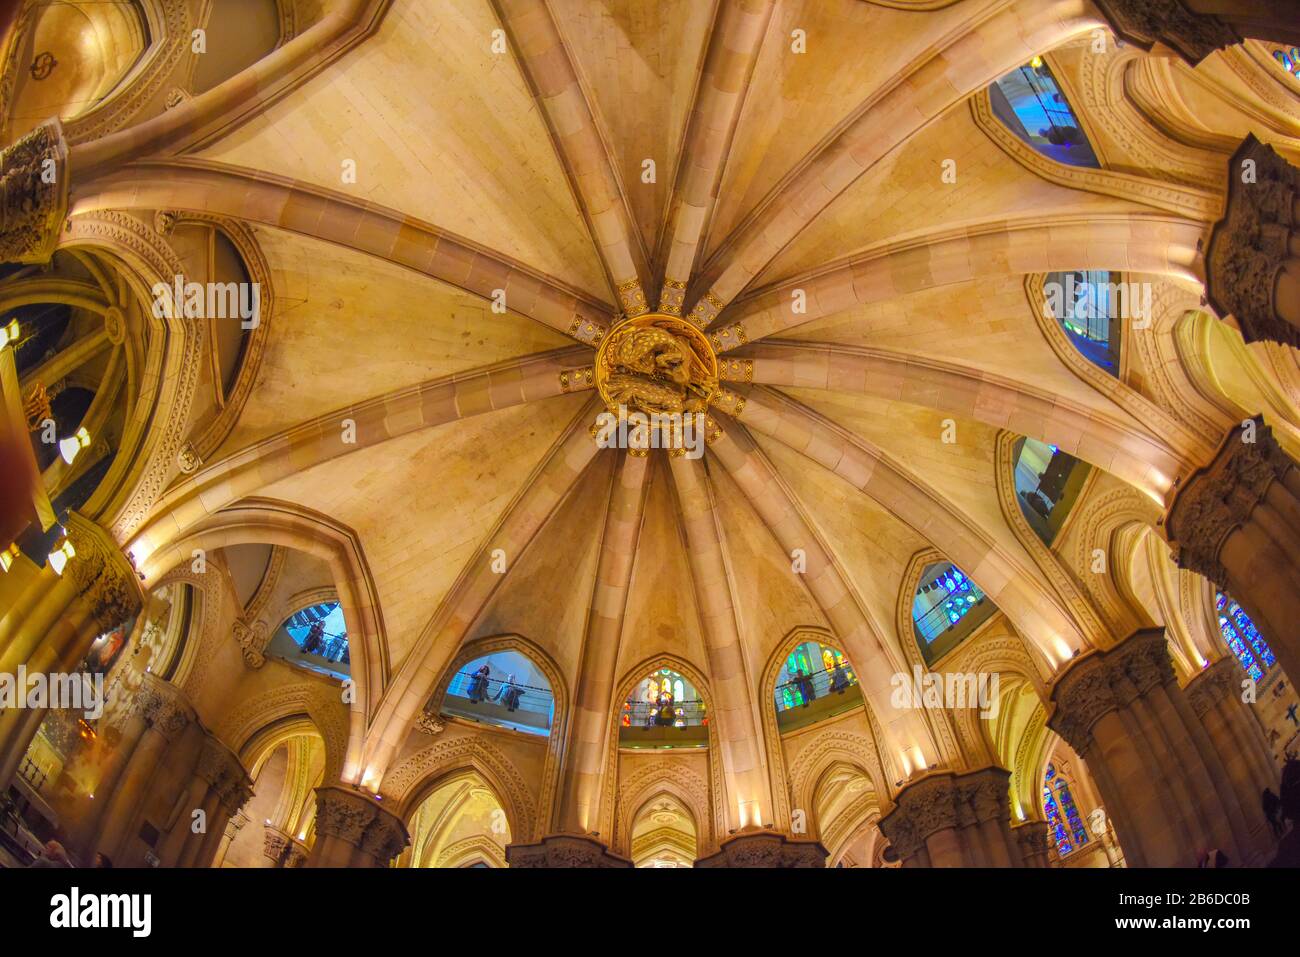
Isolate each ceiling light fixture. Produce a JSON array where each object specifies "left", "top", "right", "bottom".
[
  {"left": 48, "top": 538, "right": 75, "bottom": 575},
  {"left": 59, "top": 427, "right": 90, "bottom": 465}
]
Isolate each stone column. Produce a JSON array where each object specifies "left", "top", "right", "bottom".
[
  {"left": 284, "top": 839, "right": 310, "bottom": 868},
  {"left": 1048, "top": 628, "right": 1265, "bottom": 867},
  {"left": 1091, "top": 1, "right": 1300, "bottom": 66},
  {"left": 0, "top": 119, "right": 68, "bottom": 265},
  {"left": 212, "top": 810, "right": 250, "bottom": 868},
  {"left": 877, "top": 767, "right": 1024, "bottom": 868},
  {"left": 306, "top": 786, "right": 408, "bottom": 868},
  {"left": 506, "top": 834, "right": 633, "bottom": 868},
  {"left": 1205, "top": 136, "right": 1300, "bottom": 348},
  {"left": 1186, "top": 656, "right": 1278, "bottom": 862},
  {"left": 0, "top": 512, "right": 143, "bottom": 788},
  {"left": 1013, "top": 821, "right": 1052, "bottom": 868},
  {"left": 693, "top": 829, "right": 827, "bottom": 868},
  {"left": 263, "top": 825, "right": 291, "bottom": 867},
  {"left": 1165, "top": 416, "right": 1300, "bottom": 682},
  {"left": 94, "top": 675, "right": 193, "bottom": 862},
  {"left": 175, "top": 734, "right": 252, "bottom": 867}
]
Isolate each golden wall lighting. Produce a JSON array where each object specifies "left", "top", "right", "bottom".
[
  {"left": 0, "top": 319, "right": 19, "bottom": 350},
  {"left": 0, "top": 543, "right": 19, "bottom": 572}
]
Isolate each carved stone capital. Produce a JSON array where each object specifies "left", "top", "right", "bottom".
[
  {"left": 284, "top": 841, "right": 309, "bottom": 868},
  {"left": 1013, "top": 820, "right": 1052, "bottom": 867},
  {"left": 1048, "top": 629, "right": 1175, "bottom": 755},
  {"left": 414, "top": 710, "right": 444, "bottom": 736},
  {"left": 693, "top": 830, "right": 827, "bottom": 868},
  {"left": 312, "top": 787, "right": 409, "bottom": 865},
  {"left": 1091, "top": 0, "right": 1242, "bottom": 66},
  {"left": 505, "top": 834, "right": 633, "bottom": 869},
  {"left": 1166, "top": 416, "right": 1295, "bottom": 585},
  {"left": 136, "top": 672, "right": 194, "bottom": 741},
  {"left": 1206, "top": 136, "right": 1300, "bottom": 348},
  {"left": 263, "top": 825, "right": 291, "bottom": 864},
  {"left": 878, "top": 766, "right": 1012, "bottom": 862},
  {"left": 1185, "top": 655, "right": 1242, "bottom": 717},
  {"left": 0, "top": 120, "right": 69, "bottom": 265},
  {"left": 196, "top": 732, "right": 250, "bottom": 812},
  {"left": 63, "top": 511, "right": 145, "bottom": 634}
]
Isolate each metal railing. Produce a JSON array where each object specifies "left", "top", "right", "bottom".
[
  {"left": 774, "top": 665, "right": 858, "bottom": 710},
  {"left": 446, "top": 671, "right": 553, "bottom": 716},
  {"left": 621, "top": 699, "right": 707, "bottom": 728}
]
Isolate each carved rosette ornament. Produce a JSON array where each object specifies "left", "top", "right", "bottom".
[
  {"left": 1165, "top": 416, "right": 1295, "bottom": 586},
  {"left": 877, "top": 766, "right": 1013, "bottom": 864},
  {"left": 1048, "top": 629, "right": 1174, "bottom": 755},
  {"left": 313, "top": 786, "right": 409, "bottom": 866},
  {"left": 693, "top": 830, "right": 827, "bottom": 868},
  {"left": 1205, "top": 136, "right": 1300, "bottom": 348},
  {"left": 505, "top": 834, "right": 633, "bottom": 868},
  {"left": 0, "top": 119, "right": 68, "bottom": 265},
  {"left": 63, "top": 511, "right": 145, "bottom": 634},
  {"left": 1090, "top": 0, "right": 1242, "bottom": 66}
]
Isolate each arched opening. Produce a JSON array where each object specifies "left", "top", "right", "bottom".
[
  {"left": 988, "top": 57, "right": 1099, "bottom": 168},
  {"left": 268, "top": 601, "right": 350, "bottom": 682},
  {"left": 1043, "top": 270, "right": 1123, "bottom": 376},
  {"left": 441, "top": 649, "right": 554, "bottom": 737},
  {"left": 1038, "top": 739, "right": 1119, "bottom": 868},
  {"left": 1273, "top": 46, "right": 1300, "bottom": 80},
  {"left": 629, "top": 793, "right": 697, "bottom": 868},
  {"left": 619, "top": 666, "right": 707, "bottom": 749},
  {"left": 911, "top": 562, "right": 995, "bottom": 665},
  {"left": 1012, "top": 436, "right": 1092, "bottom": 546},
  {"left": 218, "top": 725, "right": 324, "bottom": 868},
  {"left": 3, "top": 0, "right": 150, "bottom": 141},
  {"left": 403, "top": 770, "right": 511, "bottom": 868},
  {"left": 772, "top": 637, "right": 863, "bottom": 733},
  {"left": 811, "top": 762, "right": 876, "bottom": 864}
]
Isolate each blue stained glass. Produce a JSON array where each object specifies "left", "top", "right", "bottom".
[
  {"left": 1057, "top": 780, "right": 1090, "bottom": 848},
  {"left": 1043, "top": 785, "right": 1072, "bottom": 855},
  {"left": 1216, "top": 592, "right": 1275, "bottom": 681}
]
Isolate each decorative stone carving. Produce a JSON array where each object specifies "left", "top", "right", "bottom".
[
  {"left": 0, "top": 119, "right": 68, "bottom": 265},
  {"left": 1165, "top": 416, "right": 1296, "bottom": 586},
  {"left": 1185, "top": 655, "right": 1242, "bottom": 718},
  {"left": 1013, "top": 820, "right": 1051, "bottom": 868},
  {"left": 693, "top": 830, "right": 827, "bottom": 868},
  {"left": 283, "top": 841, "right": 309, "bottom": 868},
  {"left": 153, "top": 210, "right": 178, "bottom": 236},
  {"left": 232, "top": 618, "right": 269, "bottom": 669},
  {"left": 505, "top": 834, "right": 632, "bottom": 868},
  {"left": 1205, "top": 136, "right": 1300, "bottom": 348},
  {"left": 63, "top": 511, "right": 145, "bottom": 633},
  {"left": 163, "top": 88, "right": 189, "bottom": 110},
  {"left": 877, "top": 767, "right": 1013, "bottom": 863},
  {"left": 658, "top": 277, "right": 686, "bottom": 316},
  {"left": 1048, "top": 629, "right": 1174, "bottom": 754},
  {"left": 263, "top": 826, "right": 290, "bottom": 864},
  {"left": 595, "top": 312, "right": 719, "bottom": 417},
  {"left": 414, "top": 711, "right": 444, "bottom": 736},
  {"left": 313, "top": 787, "right": 409, "bottom": 866},
  {"left": 176, "top": 442, "right": 202, "bottom": 474},
  {"left": 1091, "top": 0, "right": 1242, "bottom": 66}
]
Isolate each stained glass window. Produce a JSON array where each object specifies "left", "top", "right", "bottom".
[
  {"left": 1274, "top": 47, "right": 1300, "bottom": 79},
  {"left": 1216, "top": 592, "right": 1276, "bottom": 682},
  {"left": 1042, "top": 763, "right": 1090, "bottom": 857},
  {"left": 1012, "top": 436, "right": 1092, "bottom": 546},
  {"left": 773, "top": 639, "right": 861, "bottom": 724}
]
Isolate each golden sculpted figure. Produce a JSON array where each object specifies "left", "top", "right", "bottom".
[{"left": 596, "top": 313, "right": 719, "bottom": 417}]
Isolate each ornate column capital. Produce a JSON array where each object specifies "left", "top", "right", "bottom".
[
  {"left": 1166, "top": 416, "right": 1295, "bottom": 585},
  {"left": 693, "top": 830, "right": 827, "bottom": 869},
  {"left": 878, "top": 766, "right": 1012, "bottom": 862},
  {"left": 196, "top": 732, "right": 253, "bottom": 812},
  {"left": 1205, "top": 136, "right": 1300, "bottom": 348},
  {"left": 64, "top": 511, "right": 145, "bottom": 635},
  {"left": 313, "top": 786, "right": 409, "bottom": 865},
  {"left": 1185, "top": 655, "right": 1242, "bottom": 717},
  {"left": 1048, "top": 629, "right": 1175, "bottom": 754},
  {"left": 1091, "top": 0, "right": 1242, "bottom": 66},
  {"left": 134, "top": 672, "right": 194, "bottom": 741},
  {"left": 263, "top": 825, "right": 291, "bottom": 864},
  {"left": 0, "top": 119, "right": 69, "bottom": 265},
  {"left": 1013, "top": 820, "right": 1052, "bottom": 867},
  {"left": 505, "top": 834, "right": 632, "bottom": 868}
]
